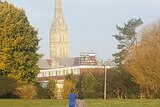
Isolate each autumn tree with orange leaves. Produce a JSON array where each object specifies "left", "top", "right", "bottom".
[{"left": 125, "top": 20, "right": 160, "bottom": 98}]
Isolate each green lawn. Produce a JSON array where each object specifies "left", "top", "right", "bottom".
[{"left": 0, "top": 99, "right": 160, "bottom": 107}]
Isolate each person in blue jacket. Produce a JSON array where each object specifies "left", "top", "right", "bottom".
[{"left": 68, "top": 88, "right": 76, "bottom": 107}]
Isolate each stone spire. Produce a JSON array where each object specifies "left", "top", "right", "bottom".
[
  {"left": 50, "top": 0, "right": 69, "bottom": 67},
  {"left": 52, "top": 0, "right": 65, "bottom": 30},
  {"left": 54, "top": 0, "right": 63, "bottom": 19}
]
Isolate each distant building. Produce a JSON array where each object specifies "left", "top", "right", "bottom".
[
  {"left": 37, "top": 65, "right": 104, "bottom": 99},
  {"left": 38, "top": 52, "right": 97, "bottom": 69},
  {"left": 79, "top": 52, "right": 97, "bottom": 66}
]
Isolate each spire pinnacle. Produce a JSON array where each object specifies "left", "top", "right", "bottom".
[{"left": 53, "top": 0, "right": 65, "bottom": 26}]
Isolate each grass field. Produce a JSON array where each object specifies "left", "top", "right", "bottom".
[{"left": 0, "top": 99, "right": 160, "bottom": 107}]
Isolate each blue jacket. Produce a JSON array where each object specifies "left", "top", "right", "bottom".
[{"left": 68, "top": 93, "right": 76, "bottom": 106}]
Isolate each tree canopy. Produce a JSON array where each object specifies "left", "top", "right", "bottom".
[
  {"left": 124, "top": 20, "right": 160, "bottom": 98},
  {"left": 0, "top": 2, "right": 41, "bottom": 83},
  {"left": 112, "top": 18, "right": 143, "bottom": 98},
  {"left": 113, "top": 18, "right": 143, "bottom": 67}
]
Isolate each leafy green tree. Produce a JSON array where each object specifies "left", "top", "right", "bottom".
[
  {"left": 0, "top": 2, "right": 41, "bottom": 82},
  {"left": 46, "top": 79, "right": 56, "bottom": 98},
  {"left": 76, "top": 74, "right": 84, "bottom": 92},
  {"left": 76, "top": 72, "right": 104, "bottom": 98},
  {"left": 106, "top": 69, "right": 140, "bottom": 99},
  {"left": 92, "top": 71, "right": 104, "bottom": 98},
  {"left": 65, "top": 73, "right": 77, "bottom": 83},
  {"left": 81, "top": 73, "right": 97, "bottom": 98}
]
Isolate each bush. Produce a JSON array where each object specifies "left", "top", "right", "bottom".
[
  {"left": 35, "top": 82, "right": 55, "bottom": 99},
  {"left": 0, "top": 76, "right": 17, "bottom": 98},
  {"left": 14, "top": 83, "right": 36, "bottom": 99},
  {"left": 36, "top": 86, "right": 51, "bottom": 99},
  {"left": 62, "top": 80, "right": 76, "bottom": 99}
]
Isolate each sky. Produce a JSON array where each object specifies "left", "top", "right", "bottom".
[{"left": 7, "top": 0, "right": 160, "bottom": 59}]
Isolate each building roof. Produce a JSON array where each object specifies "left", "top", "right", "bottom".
[
  {"left": 38, "top": 55, "right": 98, "bottom": 69},
  {"left": 38, "top": 57, "right": 80, "bottom": 69},
  {"left": 37, "top": 59, "right": 52, "bottom": 68},
  {"left": 56, "top": 57, "right": 79, "bottom": 67}
]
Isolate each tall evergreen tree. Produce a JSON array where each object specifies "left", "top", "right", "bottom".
[
  {"left": 112, "top": 18, "right": 143, "bottom": 68},
  {"left": 112, "top": 18, "right": 143, "bottom": 98},
  {"left": 0, "top": 2, "right": 41, "bottom": 82}
]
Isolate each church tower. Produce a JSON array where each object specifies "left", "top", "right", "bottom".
[{"left": 50, "top": 0, "right": 69, "bottom": 67}]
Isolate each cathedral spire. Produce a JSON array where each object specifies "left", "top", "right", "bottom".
[
  {"left": 55, "top": 0, "right": 63, "bottom": 19},
  {"left": 50, "top": 0, "right": 69, "bottom": 67},
  {"left": 52, "top": 0, "right": 66, "bottom": 29}
]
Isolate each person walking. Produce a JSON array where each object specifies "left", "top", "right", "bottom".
[
  {"left": 68, "top": 88, "right": 76, "bottom": 107},
  {"left": 76, "top": 91, "right": 85, "bottom": 107}
]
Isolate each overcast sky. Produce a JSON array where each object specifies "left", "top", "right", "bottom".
[{"left": 7, "top": 0, "right": 160, "bottom": 59}]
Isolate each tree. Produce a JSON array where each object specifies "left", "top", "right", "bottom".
[
  {"left": 112, "top": 18, "right": 143, "bottom": 68},
  {"left": 92, "top": 71, "right": 104, "bottom": 98},
  {"left": 62, "top": 73, "right": 77, "bottom": 99},
  {"left": 76, "top": 74, "right": 84, "bottom": 92},
  {"left": 112, "top": 18, "right": 143, "bottom": 98},
  {"left": 81, "top": 73, "right": 97, "bottom": 98},
  {"left": 65, "top": 73, "right": 77, "bottom": 83},
  {"left": 124, "top": 20, "right": 160, "bottom": 98},
  {"left": 46, "top": 79, "right": 56, "bottom": 98},
  {"left": 0, "top": 2, "right": 41, "bottom": 82},
  {"left": 62, "top": 80, "right": 76, "bottom": 99},
  {"left": 106, "top": 69, "right": 140, "bottom": 99},
  {"left": 35, "top": 82, "right": 51, "bottom": 99}
]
